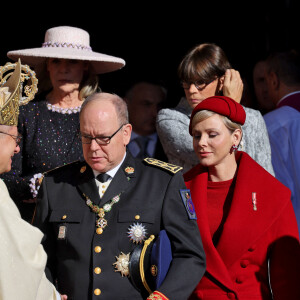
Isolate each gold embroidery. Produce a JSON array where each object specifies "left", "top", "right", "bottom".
[
  {"left": 144, "top": 158, "right": 182, "bottom": 174},
  {"left": 147, "top": 291, "right": 169, "bottom": 300}
]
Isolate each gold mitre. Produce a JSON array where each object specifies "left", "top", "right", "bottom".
[{"left": 0, "top": 59, "right": 38, "bottom": 126}]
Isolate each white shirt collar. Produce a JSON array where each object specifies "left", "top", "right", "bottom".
[{"left": 92, "top": 152, "right": 127, "bottom": 179}]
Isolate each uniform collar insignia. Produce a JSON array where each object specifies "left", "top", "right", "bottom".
[
  {"left": 80, "top": 165, "right": 87, "bottom": 173},
  {"left": 125, "top": 166, "right": 134, "bottom": 175}
]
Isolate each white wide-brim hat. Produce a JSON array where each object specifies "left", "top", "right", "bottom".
[{"left": 7, "top": 26, "right": 125, "bottom": 74}]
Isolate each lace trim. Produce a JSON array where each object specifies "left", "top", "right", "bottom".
[
  {"left": 42, "top": 41, "right": 92, "bottom": 51},
  {"left": 46, "top": 102, "right": 81, "bottom": 114},
  {"left": 29, "top": 173, "right": 43, "bottom": 198}
]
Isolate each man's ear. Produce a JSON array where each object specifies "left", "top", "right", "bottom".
[
  {"left": 123, "top": 123, "right": 132, "bottom": 146},
  {"left": 268, "top": 71, "right": 280, "bottom": 90}
]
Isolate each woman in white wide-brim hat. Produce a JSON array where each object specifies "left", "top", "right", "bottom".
[{"left": 1, "top": 25, "right": 126, "bottom": 222}]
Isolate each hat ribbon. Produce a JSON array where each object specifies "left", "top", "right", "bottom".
[{"left": 42, "top": 41, "right": 92, "bottom": 51}]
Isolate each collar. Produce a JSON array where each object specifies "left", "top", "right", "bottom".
[
  {"left": 277, "top": 91, "right": 300, "bottom": 106},
  {"left": 92, "top": 152, "right": 127, "bottom": 179}
]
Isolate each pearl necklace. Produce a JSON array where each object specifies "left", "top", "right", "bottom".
[{"left": 46, "top": 102, "right": 81, "bottom": 114}]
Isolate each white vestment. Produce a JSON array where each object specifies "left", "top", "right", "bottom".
[{"left": 0, "top": 179, "right": 58, "bottom": 300}]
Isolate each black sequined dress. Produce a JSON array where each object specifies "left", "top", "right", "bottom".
[{"left": 0, "top": 97, "right": 84, "bottom": 220}]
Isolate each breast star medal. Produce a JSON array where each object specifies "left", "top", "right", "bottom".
[
  {"left": 113, "top": 252, "right": 130, "bottom": 277},
  {"left": 127, "top": 222, "right": 147, "bottom": 244}
]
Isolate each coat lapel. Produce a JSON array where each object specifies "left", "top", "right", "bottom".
[
  {"left": 99, "top": 153, "right": 136, "bottom": 206},
  {"left": 76, "top": 163, "right": 101, "bottom": 205},
  {"left": 216, "top": 152, "right": 286, "bottom": 268},
  {"left": 185, "top": 168, "right": 235, "bottom": 291}
]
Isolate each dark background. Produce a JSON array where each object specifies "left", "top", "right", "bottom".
[{"left": 1, "top": 1, "right": 299, "bottom": 108}]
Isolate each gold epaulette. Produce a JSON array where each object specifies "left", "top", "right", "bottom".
[{"left": 143, "top": 158, "right": 183, "bottom": 174}]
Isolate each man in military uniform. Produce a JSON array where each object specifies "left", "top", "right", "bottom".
[{"left": 33, "top": 92, "right": 206, "bottom": 300}]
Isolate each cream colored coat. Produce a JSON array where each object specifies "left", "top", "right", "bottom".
[{"left": 0, "top": 179, "right": 57, "bottom": 300}]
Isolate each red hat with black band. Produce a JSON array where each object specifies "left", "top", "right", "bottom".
[{"left": 189, "top": 95, "right": 246, "bottom": 135}]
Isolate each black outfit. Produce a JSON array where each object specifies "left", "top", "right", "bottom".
[
  {"left": 0, "top": 97, "right": 83, "bottom": 221},
  {"left": 33, "top": 152, "right": 206, "bottom": 300}
]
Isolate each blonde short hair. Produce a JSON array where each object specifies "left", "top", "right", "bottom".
[{"left": 191, "top": 110, "right": 242, "bottom": 134}]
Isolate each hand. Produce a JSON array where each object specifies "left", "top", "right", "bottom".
[
  {"left": 60, "top": 295, "right": 68, "bottom": 300},
  {"left": 222, "top": 69, "right": 244, "bottom": 103}
]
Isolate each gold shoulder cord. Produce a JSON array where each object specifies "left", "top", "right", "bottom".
[
  {"left": 139, "top": 234, "right": 155, "bottom": 294},
  {"left": 143, "top": 158, "right": 182, "bottom": 174}
]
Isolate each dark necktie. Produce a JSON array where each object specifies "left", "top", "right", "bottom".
[
  {"left": 135, "top": 136, "right": 150, "bottom": 159},
  {"left": 96, "top": 173, "right": 111, "bottom": 183}
]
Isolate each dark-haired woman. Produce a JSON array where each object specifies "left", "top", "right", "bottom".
[{"left": 156, "top": 43, "right": 274, "bottom": 175}]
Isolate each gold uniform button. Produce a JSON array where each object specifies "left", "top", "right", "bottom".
[
  {"left": 96, "top": 228, "right": 103, "bottom": 235},
  {"left": 95, "top": 246, "right": 102, "bottom": 253},
  {"left": 61, "top": 215, "right": 67, "bottom": 220},
  {"left": 94, "top": 267, "right": 101, "bottom": 274},
  {"left": 94, "top": 289, "right": 101, "bottom": 296},
  {"left": 135, "top": 215, "right": 140, "bottom": 220}
]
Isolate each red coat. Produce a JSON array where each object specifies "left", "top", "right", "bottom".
[{"left": 184, "top": 151, "right": 300, "bottom": 300}]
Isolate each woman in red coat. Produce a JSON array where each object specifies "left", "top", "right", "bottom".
[{"left": 184, "top": 95, "right": 300, "bottom": 300}]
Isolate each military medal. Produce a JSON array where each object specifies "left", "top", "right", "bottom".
[
  {"left": 127, "top": 222, "right": 147, "bottom": 244},
  {"left": 113, "top": 252, "right": 130, "bottom": 277},
  {"left": 252, "top": 192, "right": 257, "bottom": 211},
  {"left": 58, "top": 225, "right": 67, "bottom": 240},
  {"left": 96, "top": 217, "right": 108, "bottom": 229},
  {"left": 83, "top": 193, "right": 121, "bottom": 231}
]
